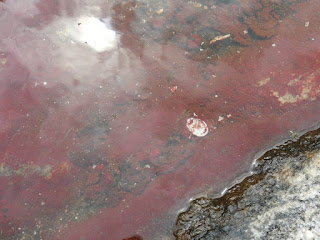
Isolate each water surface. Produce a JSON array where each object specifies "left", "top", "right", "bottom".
[{"left": 1, "top": 0, "right": 320, "bottom": 239}]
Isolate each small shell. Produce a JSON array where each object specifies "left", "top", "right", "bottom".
[{"left": 186, "top": 117, "right": 208, "bottom": 137}]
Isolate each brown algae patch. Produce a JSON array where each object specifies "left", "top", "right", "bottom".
[
  {"left": 0, "top": 163, "right": 52, "bottom": 178},
  {"left": 258, "top": 77, "right": 270, "bottom": 86},
  {"left": 272, "top": 91, "right": 300, "bottom": 104}
]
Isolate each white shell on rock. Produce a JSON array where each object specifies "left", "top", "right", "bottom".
[{"left": 186, "top": 117, "right": 208, "bottom": 137}]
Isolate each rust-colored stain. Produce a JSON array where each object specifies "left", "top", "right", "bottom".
[
  {"left": 1, "top": 0, "right": 320, "bottom": 239},
  {"left": 122, "top": 235, "right": 143, "bottom": 240}
]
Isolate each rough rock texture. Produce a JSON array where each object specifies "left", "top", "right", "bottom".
[{"left": 175, "top": 129, "right": 320, "bottom": 240}]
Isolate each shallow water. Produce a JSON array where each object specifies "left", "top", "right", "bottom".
[{"left": 1, "top": 0, "right": 320, "bottom": 239}]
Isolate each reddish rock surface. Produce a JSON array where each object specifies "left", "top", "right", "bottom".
[{"left": 1, "top": 0, "right": 320, "bottom": 239}]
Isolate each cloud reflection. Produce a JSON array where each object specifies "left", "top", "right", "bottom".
[{"left": 65, "top": 16, "right": 117, "bottom": 52}]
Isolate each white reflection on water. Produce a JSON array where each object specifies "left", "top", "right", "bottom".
[{"left": 62, "top": 16, "right": 117, "bottom": 52}]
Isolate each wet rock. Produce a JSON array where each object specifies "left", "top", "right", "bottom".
[{"left": 174, "top": 128, "right": 320, "bottom": 240}]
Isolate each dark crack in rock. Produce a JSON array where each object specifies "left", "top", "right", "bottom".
[{"left": 174, "top": 128, "right": 320, "bottom": 240}]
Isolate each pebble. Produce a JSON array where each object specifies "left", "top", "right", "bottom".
[
  {"left": 227, "top": 205, "right": 235, "bottom": 213},
  {"left": 268, "top": 178, "right": 276, "bottom": 185},
  {"left": 222, "top": 225, "right": 230, "bottom": 232},
  {"left": 234, "top": 212, "right": 242, "bottom": 219}
]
